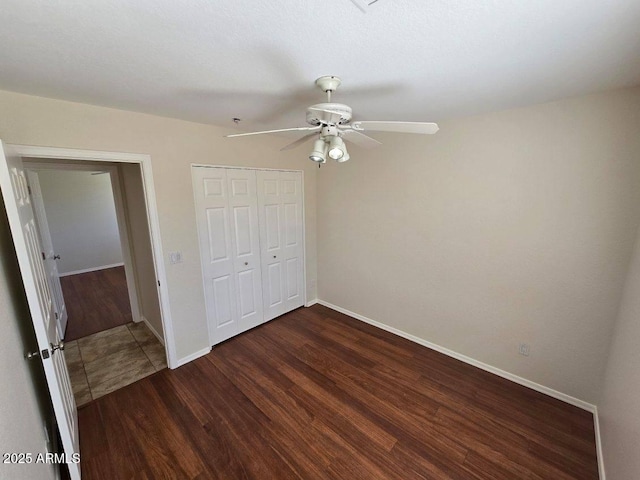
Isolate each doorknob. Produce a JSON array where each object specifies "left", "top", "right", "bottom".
[
  {"left": 53, "top": 254, "right": 61, "bottom": 260},
  {"left": 26, "top": 350, "right": 40, "bottom": 359},
  {"left": 50, "top": 341, "right": 65, "bottom": 353}
]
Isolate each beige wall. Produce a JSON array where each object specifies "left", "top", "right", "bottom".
[
  {"left": 599, "top": 223, "right": 640, "bottom": 479},
  {"left": 0, "top": 203, "right": 57, "bottom": 480},
  {"left": 317, "top": 86, "right": 640, "bottom": 403},
  {"left": 119, "top": 163, "right": 163, "bottom": 339},
  {"left": 0, "top": 90, "right": 317, "bottom": 363}
]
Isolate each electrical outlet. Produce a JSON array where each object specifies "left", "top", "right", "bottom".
[
  {"left": 169, "top": 251, "right": 183, "bottom": 264},
  {"left": 518, "top": 343, "right": 530, "bottom": 356}
]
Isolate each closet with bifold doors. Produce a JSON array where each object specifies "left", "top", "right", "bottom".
[{"left": 192, "top": 166, "right": 305, "bottom": 346}]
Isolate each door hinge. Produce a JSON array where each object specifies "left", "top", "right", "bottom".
[
  {"left": 157, "top": 280, "right": 161, "bottom": 287},
  {"left": 54, "top": 312, "right": 59, "bottom": 319},
  {"left": 28, "top": 185, "right": 32, "bottom": 195},
  {"left": 41, "top": 251, "right": 46, "bottom": 260}
]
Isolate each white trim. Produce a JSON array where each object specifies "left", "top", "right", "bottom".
[
  {"left": 175, "top": 347, "right": 211, "bottom": 368},
  {"left": 15, "top": 145, "right": 148, "bottom": 163},
  {"left": 108, "top": 166, "right": 142, "bottom": 323},
  {"left": 305, "top": 299, "right": 318, "bottom": 307},
  {"left": 190, "top": 163, "right": 305, "bottom": 173},
  {"left": 140, "top": 315, "right": 165, "bottom": 346},
  {"left": 8, "top": 144, "right": 178, "bottom": 370},
  {"left": 300, "top": 169, "right": 308, "bottom": 308},
  {"left": 593, "top": 407, "right": 606, "bottom": 479},
  {"left": 316, "top": 299, "right": 597, "bottom": 413},
  {"left": 132, "top": 151, "right": 177, "bottom": 368},
  {"left": 58, "top": 263, "right": 125, "bottom": 277}
]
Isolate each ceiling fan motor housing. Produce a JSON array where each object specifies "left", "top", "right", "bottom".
[
  {"left": 306, "top": 103, "right": 353, "bottom": 126},
  {"left": 315, "top": 75, "right": 342, "bottom": 93}
]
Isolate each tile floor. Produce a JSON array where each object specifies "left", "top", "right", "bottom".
[{"left": 65, "top": 321, "right": 167, "bottom": 406}]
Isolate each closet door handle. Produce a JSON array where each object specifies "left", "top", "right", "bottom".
[
  {"left": 244, "top": 262, "right": 248, "bottom": 266},
  {"left": 273, "top": 255, "right": 277, "bottom": 259}
]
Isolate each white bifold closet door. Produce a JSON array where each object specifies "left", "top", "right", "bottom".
[
  {"left": 256, "top": 170, "right": 305, "bottom": 321},
  {"left": 193, "top": 167, "right": 304, "bottom": 346},
  {"left": 193, "top": 167, "right": 265, "bottom": 345}
]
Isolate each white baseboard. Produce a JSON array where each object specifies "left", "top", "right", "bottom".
[
  {"left": 305, "top": 298, "right": 318, "bottom": 307},
  {"left": 593, "top": 407, "right": 606, "bottom": 479},
  {"left": 58, "top": 262, "right": 124, "bottom": 277},
  {"left": 316, "top": 300, "right": 596, "bottom": 413},
  {"left": 173, "top": 347, "right": 211, "bottom": 368},
  {"left": 140, "top": 315, "right": 165, "bottom": 346}
]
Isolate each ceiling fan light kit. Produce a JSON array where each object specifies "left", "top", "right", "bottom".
[
  {"left": 336, "top": 149, "right": 350, "bottom": 163},
  {"left": 328, "top": 135, "right": 346, "bottom": 160},
  {"left": 225, "top": 76, "right": 439, "bottom": 164},
  {"left": 309, "top": 138, "right": 328, "bottom": 163}
]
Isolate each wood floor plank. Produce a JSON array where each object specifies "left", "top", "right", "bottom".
[
  {"left": 78, "top": 305, "right": 599, "bottom": 479},
  {"left": 61, "top": 266, "right": 132, "bottom": 341}
]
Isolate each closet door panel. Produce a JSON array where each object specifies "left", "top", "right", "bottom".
[
  {"left": 193, "top": 168, "right": 240, "bottom": 344},
  {"left": 279, "top": 171, "right": 305, "bottom": 312},
  {"left": 196, "top": 167, "right": 304, "bottom": 345},
  {"left": 212, "top": 275, "right": 234, "bottom": 326},
  {"left": 206, "top": 208, "right": 228, "bottom": 261},
  {"left": 237, "top": 269, "right": 258, "bottom": 317},
  {"left": 267, "top": 262, "right": 283, "bottom": 306},
  {"left": 264, "top": 204, "right": 281, "bottom": 251},
  {"left": 257, "top": 170, "right": 304, "bottom": 321},
  {"left": 257, "top": 170, "right": 286, "bottom": 321},
  {"left": 232, "top": 206, "right": 252, "bottom": 255},
  {"left": 226, "top": 169, "right": 264, "bottom": 332},
  {"left": 286, "top": 257, "right": 300, "bottom": 300}
]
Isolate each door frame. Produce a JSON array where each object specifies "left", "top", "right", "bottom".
[
  {"left": 24, "top": 161, "right": 143, "bottom": 327},
  {"left": 6, "top": 144, "right": 178, "bottom": 368}
]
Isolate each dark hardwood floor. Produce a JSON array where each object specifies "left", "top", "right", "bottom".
[
  {"left": 61, "top": 266, "right": 132, "bottom": 341},
  {"left": 78, "top": 304, "right": 599, "bottom": 479}
]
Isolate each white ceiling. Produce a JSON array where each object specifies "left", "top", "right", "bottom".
[{"left": 2, "top": 0, "right": 640, "bottom": 131}]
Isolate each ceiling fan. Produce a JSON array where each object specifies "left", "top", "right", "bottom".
[{"left": 225, "top": 76, "right": 439, "bottom": 164}]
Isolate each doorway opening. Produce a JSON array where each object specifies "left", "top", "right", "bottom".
[
  {"left": 0, "top": 143, "right": 177, "bottom": 480},
  {"left": 25, "top": 159, "right": 167, "bottom": 405}
]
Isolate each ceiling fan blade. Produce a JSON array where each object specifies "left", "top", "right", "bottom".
[
  {"left": 341, "top": 129, "right": 382, "bottom": 149},
  {"left": 280, "top": 132, "right": 319, "bottom": 151},
  {"left": 351, "top": 121, "right": 439, "bottom": 135},
  {"left": 348, "top": 0, "right": 367, "bottom": 13},
  {"left": 225, "top": 126, "right": 319, "bottom": 138}
]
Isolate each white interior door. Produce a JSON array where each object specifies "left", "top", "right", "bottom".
[
  {"left": 193, "top": 167, "right": 265, "bottom": 345},
  {"left": 0, "top": 141, "right": 80, "bottom": 480},
  {"left": 257, "top": 170, "right": 304, "bottom": 321},
  {"left": 25, "top": 170, "right": 68, "bottom": 338}
]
